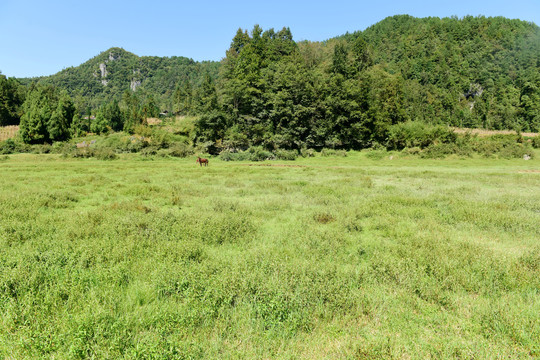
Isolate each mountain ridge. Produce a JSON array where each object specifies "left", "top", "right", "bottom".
[
  {"left": 18, "top": 46, "right": 220, "bottom": 110},
  {"left": 12, "top": 15, "right": 540, "bottom": 132}
]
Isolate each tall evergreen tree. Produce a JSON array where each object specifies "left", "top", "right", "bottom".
[
  {"left": 0, "top": 73, "right": 24, "bottom": 126},
  {"left": 19, "top": 85, "right": 58, "bottom": 144},
  {"left": 173, "top": 79, "right": 193, "bottom": 114},
  {"left": 103, "top": 100, "right": 123, "bottom": 131},
  {"left": 48, "top": 91, "right": 75, "bottom": 141}
]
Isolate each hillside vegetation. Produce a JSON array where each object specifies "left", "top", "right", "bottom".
[
  {"left": 1, "top": 15, "right": 539, "bottom": 152},
  {"left": 18, "top": 48, "right": 220, "bottom": 111}
]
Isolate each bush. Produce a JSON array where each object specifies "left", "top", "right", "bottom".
[
  {"left": 247, "top": 146, "right": 274, "bottom": 161},
  {"left": 0, "top": 139, "right": 16, "bottom": 154},
  {"left": 166, "top": 143, "right": 194, "bottom": 158},
  {"left": 62, "top": 146, "right": 118, "bottom": 160},
  {"left": 275, "top": 149, "right": 298, "bottom": 161},
  {"left": 321, "top": 148, "right": 347, "bottom": 157},
  {"left": 403, "top": 147, "right": 421, "bottom": 155},
  {"left": 472, "top": 136, "right": 533, "bottom": 159},
  {"left": 300, "top": 148, "right": 315, "bottom": 158},
  {"left": 94, "top": 148, "right": 118, "bottom": 160},
  {"left": 420, "top": 143, "right": 462, "bottom": 158},
  {"left": 532, "top": 137, "right": 540, "bottom": 149},
  {"left": 152, "top": 131, "right": 174, "bottom": 149},
  {"left": 134, "top": 125, "right": 153, "bottom": 137},
  {"left": 365, "top": 149, "right": 389, "bottom": 160},
  {"left": 63, "top": 148, "right": 93, "bottom": 159},
  {"left": 140, "top": 146, "right": 159, "bottom": 157},
  {"left": 0, "top": 139, "right": 31, "bottom": 154},
  {"left": 51, "top": 142, "right": 75, "bottom": 154},
  {"left": 386, "top": 121, "right": 457, "bottom": 150},
  {"left": 219, "top": 147, "right": 276, "bottom": 161},
  {"left": 219, "top": 150, "right": 250, "bottom": 161},
  {"left": 498, "top": 143, "right": 534, "bottom": 159}
]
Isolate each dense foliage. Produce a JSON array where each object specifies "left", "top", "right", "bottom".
[
  {"left": 3, "top": 15, "right": 540, "bottom": 148},
  {"left": 19, "top": 48, "right": 220, "bottom": 111},
  {"left": 195, "top": 16, "right": 540, "bottom": 151},
  {"left": 19, "top": 85, "right": 75, "bottom": 143},
  {"left": 0, "top": 73, "right": 25, "bottom": 126}
]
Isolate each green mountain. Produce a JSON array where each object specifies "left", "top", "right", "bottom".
[
  {"left": 19, "top": 47, "right": 220, "bottom": 111},
  {"left": 336, "top": 15, "right": 540, "bottom": 130},
  {"left": 10, "top": 15, "right": 540, "bottom": 141}
]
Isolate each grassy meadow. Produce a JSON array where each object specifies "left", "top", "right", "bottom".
[{"left": 0, "top": 152, "right": 539, "bottom": 359}]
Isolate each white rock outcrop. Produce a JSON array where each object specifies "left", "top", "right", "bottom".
[
  {"left": 99, "top": 63, "right": 107, "bottom": 78},
  {"left": 131, "top": 79, "right": 141, "bottom": 91}
]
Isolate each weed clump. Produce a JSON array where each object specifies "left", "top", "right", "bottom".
[
  {"left": 313, "top": 212, "right": 336, "bottom": 224},
  {"left": 321, "top": 148, "right": 347, "bottom": 157},
  {"left": 275, "top": 149, "right": 298, "bottom": 160},
  {"left": 219, "top": 146, "right": 275, "bottom": 161}
]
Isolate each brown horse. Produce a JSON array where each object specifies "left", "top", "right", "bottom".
[{"left": 196, "top": 156, "right": 209, "bottom": 167}]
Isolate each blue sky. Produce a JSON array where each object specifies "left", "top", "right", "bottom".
[{"left": 1, "top": 0, "right": 539, "bottom": 78}]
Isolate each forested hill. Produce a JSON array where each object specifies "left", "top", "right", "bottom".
[
  {"left": 4, "top": 15, "right": 539, "bottom": 148},
  {"left": 332, "top": 15, "right": 540, "bottom": 130},
  {"left": 18, "top": 47, "right": 220, "bottom": 111},
  {"left": 188, "top": 15, "right": 539, "bottom": 150}
]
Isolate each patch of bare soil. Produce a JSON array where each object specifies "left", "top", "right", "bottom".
[{"left": 518, "top": 170, "right": 540, "bottom": 173}]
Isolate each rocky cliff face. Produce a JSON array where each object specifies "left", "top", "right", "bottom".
[
  {"left": 99, "top": 63, "right": 108, "bottom": 86},
  {"left": 99, "top": 63, "right": 107, "bottom": 78},
  {"left": 130, "top": 79, "right": 141, "bottom": 91}
]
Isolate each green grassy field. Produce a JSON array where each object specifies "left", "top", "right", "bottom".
[{"left": 0, "top": 152, "right": 539, "bottom": 359}]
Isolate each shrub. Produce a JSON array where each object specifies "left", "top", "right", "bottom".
[
  {"left": 420, "top": 143, "right": 462, "bottom": 158},
  {"left": 126, "top": 139, "right": 148, "bottom": 153},
  {"left": 386, "top": 121, "right": 457, "bottom": 150},
  {"left": 300, "top": 148, "right": 315, "bottom": 158},
  {"left": 275, "top": 149, "right": 298, "bottom": 161},
  {"left": 219, "top": 150, "right": 250, "bottom": 161},
  {"left": 403, "top": 147, "right": 421, "bottom": 155},
  {"left": 151, "top": 131, "right": 174, "bottom": 149},
  {"left": 63, "top": 148, "right": 93, "bottom": 158},
  {"left": 62, "top": 146, "right": 118, "bottom": 160},
  {"left": 30, "top": 144, "right": 49, "bottom": 154},
  {"left": 498, "top": 143, "right": 534, "bottom": 159},
  {"left": 0, "top": 139, "right": 16, "bottom": 154},
  {"left": 94, "top": 148, "right": 118, "bottom": 160},
  {"left": 532, "top": 137, "right": 540, "bottom": 149},
  {"left": 365, "top": 149, "right": 389, "bottom": 160},
  {"left": 321, "top": 148, "right": 347, "bottom": 157},
  {"left": 140, "top": 146, "right": 159, "bottom": 157},
  {"left": 167, "top": 143, "right": 194, "bottom": 158},
  {"left": 134, "top": 125, "right": 153, "bottom": 138},
  {"left": 51, "top": 142, "right": 75, "bottom": 154},
  {"left": 472, "top": 136, "right": 534, "bottom": 159},
  {"left": 0, "top": 139, "right": 31, "bottom": 154},
  {"left": 247, "top": 146, "right": 274, "bottom": 161}
]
